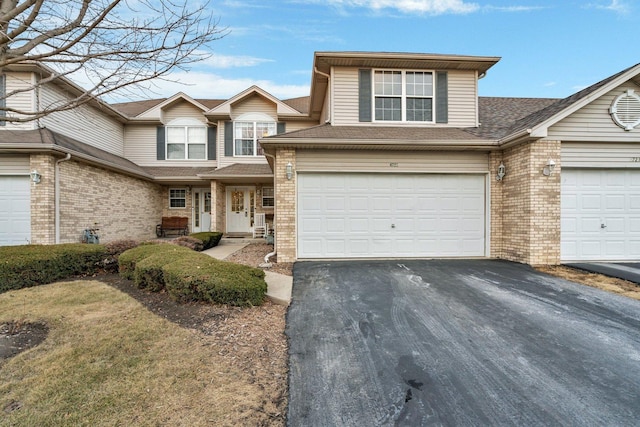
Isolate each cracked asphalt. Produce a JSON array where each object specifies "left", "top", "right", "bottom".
[{"left": 286, "top": 260, "right": 640, "bottom": 426}]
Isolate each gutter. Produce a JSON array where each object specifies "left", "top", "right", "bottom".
[{"left": 55, "top": 153, "right": 71, "bottom": 243}]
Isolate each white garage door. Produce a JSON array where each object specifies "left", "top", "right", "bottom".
[
  {"left": 297, "top": 173, "right": 486, "bottom": 259},
  {"left": 561, "top": 169, "right": 640, "bottom": 261},
  {"left": 0, "top": 176, "right": 31, "bottom": 246}
]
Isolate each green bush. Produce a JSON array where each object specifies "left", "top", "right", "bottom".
[
  {"left": 102, "top": 239, "right": 140, "bottom": 272},
  {"left": 118, "top": 244, "right": 191, "bottom": 280},
  {"left": 163, "top": 257, "right": 266, "bottom": 306},
  {"left": 132, "top": 250, "right": 203, "bottom": 292},
  {"left": 189, "top": 232, "right": 223, "bottom": 250},
  {"left": 0, "top": 244, "right": 107, "bottom": 293}
]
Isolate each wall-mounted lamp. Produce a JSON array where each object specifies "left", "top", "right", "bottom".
[
  {"left": 542, "top": 159, "right": 556, "bottom": 176},
  {"left": 286, "top": 162, "right": 293, "bottom": 180},
  {"left": 30, "top": 170, "right": 41, "bottom": 184},
  {"left": 496, "top": 162, "right": 506, "bottom": 181}
]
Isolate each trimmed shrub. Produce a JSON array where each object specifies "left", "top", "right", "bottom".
[
  {"left": 102, "top": 239, "right": 140, "bottom": 272},
  {"left": 0, "top": 244, "right": 107, "bottom": 293},
  {"left": 189, "top": 232, "right": 223, "bottom": 250},
  {"left": 118, "top": 244, "right": 191, "bottom": 280},
  {"left": 163, "top": 257, "right": 266, "bottom": 306},
  {"left": 132, "top": 250, "right": 204, "bottom": 292},
  {"left": 172, "top": 236, "right": 204, "bottom": 252}
]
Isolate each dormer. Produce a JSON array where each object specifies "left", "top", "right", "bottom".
[{"left": 309, "top": 51, "right": 500, "bottom": 127}]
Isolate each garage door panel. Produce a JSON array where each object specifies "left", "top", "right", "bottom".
[
  {"left": 0, "top": 176, "right": 31, "bottom": 245},
  {"left": 298, "top": 173, "right": 486, "bottom": 258},
  {"left": 562, "top": 169, "right": 640, "bottom": 261}
]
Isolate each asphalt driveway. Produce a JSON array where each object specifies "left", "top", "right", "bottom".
[{"left": 286, "top": 260, "right": 640, "bottom": 426}]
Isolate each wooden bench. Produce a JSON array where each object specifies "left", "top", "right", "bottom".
[{"left": 156, "top": 216, "right": 189, "bottom": 237}]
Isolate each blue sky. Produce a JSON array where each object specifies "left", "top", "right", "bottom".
[{"left": 126, "top": 0, "right": 638, "bottom": 102}]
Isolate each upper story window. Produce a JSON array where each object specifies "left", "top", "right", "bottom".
[
  {"left": 374, "top": 70, "right": 433, "bottom": 122},
  {"left": 166, "top": 118, "right": 207, "bottom": 160},
  {"left": 233, "top": 113, "right": 276, "bottom": 156}
]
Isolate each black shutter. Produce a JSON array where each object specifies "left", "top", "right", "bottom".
[
  {"left": 207, "top": 126, "right": 217, "bottom": 160},
  {"left": 436, "top": 71, "right": 448, "bottom": 124},
  {"left": 156, "top": 126, "right": 165, "bottom": 160},
  {"left": 358, "top": 69, "right": 372, "bottom": 122},
  {"left": 277, "top": 122, "right": 286, "bottom": 134},
  {"left": 224, "top": 121, "right": 233, "bottom": 157}
]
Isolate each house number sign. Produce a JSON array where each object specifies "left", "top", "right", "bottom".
[
  {"left": 632, "top": 157, "right": 640, "bottom": 162},
  {"left": 390, "top": 162, "right": 399, "bottom": 167}
]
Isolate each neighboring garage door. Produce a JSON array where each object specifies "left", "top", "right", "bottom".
[
  {"left": 0, "top": 176, "right": 31, "bottom": 245},
  {"left": 297, "top": 173, "right": 486, "bottom": 258},
  {"left": 561, "top": 169, "right": 640, "bottom": 261}
]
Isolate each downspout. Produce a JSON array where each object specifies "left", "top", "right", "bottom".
[
  {"left": 55, "top": 153, "right": 71, "bottom": 243},
  {"left": 261, "top": 151, "right": 277, "bottom": 267},
  {"left": 314, "top": 66, "right": 331, "bottom": 124}
]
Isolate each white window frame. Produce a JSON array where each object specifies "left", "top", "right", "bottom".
[
  {"left": 166, "top": 118, "right": 207, "bottom": 160},
  {"left": 262, "top": 187, "right": 274, "bottom": 207},
  {"left": 233, "top": 112, "right": 277, "bottom": 157},
  {"left": 372, "top": 69, "right": 434, "bottom": 123},
  {"left": 169, "top": 188, "right": 187, "bottom": 209}
]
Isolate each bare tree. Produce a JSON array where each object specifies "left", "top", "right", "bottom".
[{"left": 0, "top": 0, "right": 225, "bottom": 121}]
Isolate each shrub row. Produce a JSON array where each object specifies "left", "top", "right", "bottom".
[
  {"left": 0, "top": 244, "right": 108, "bottom": 293},
  {"left": 189, "top": 232, "right": 223, "bottom": 250},
  {"left": 119, "top": 243, "right": 266, "bottom": 306}
]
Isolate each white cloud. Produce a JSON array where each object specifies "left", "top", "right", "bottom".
[
  {"left": 543, "top": 81, "right": 556, "bottom": 87},
  {"left": 108, "top": 71, "right": 310, "bottom": 102},
  {"left": 588, "top": 0, "right": 631, "bottom": 14},
  {"left": 204, "top": 54, "right": 274, "bottom": 68},
  {"left": 483, "top": 5, "right": 548, "bottom": 12},
  {"left": 295, "top": 0, "right": 480, "bottom": 15}
]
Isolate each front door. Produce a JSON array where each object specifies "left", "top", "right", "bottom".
[
  {"left": 226, "top": 187, "right": 254, "bottom": 233},
  {"left": 193, "top": 189, "right": 212, "bottom": 233}
]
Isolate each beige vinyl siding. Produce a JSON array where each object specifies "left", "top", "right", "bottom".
[
  {"left": 447, "top": 70, "right": 478, "bottom": 127},
  {"left": 217, "top": 119, "right": 269, "bottom": 168},
  {"left": 285, "top": 121, "right": 319, "bottom": 132},
  {"left": 231, "top": 94, "right": 277, "bottom": 120},
  {"left": 332, "top": 67, "right": 478, "bottom": 127},
  {"left": 562, "top": 142, "right": 640, "bottom": 168},
  {"left": 0, "top": 155, "right": 30, "bottom": 174},
  {"left": 549, "top": 82, "right": 640, "bottom": 142},
  {"left": 124, "top": 123, "right": 217, "bottom": 167},
  {"left": 332, "top": 67, "right": 359, "bottom": 125},
  {"left": 39, "top": 84, "right": 124, "bottom": 156},
  {"left": 4, "top": 72, "right": 36, "bottom": 130},
  {"left": 296, "top": 150, "right": 489, "bottom": 173},
  {"left": 163, "top": 101, "right": 207, "bottom": 124}
]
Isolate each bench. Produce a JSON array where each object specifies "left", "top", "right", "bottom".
[{"left": 156, "top": 216, "right": 189, "bottom": 237}]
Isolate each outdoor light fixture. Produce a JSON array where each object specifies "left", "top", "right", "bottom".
[
  {"left": 496, "top": 162, "right": 506, "bottom": 181},
  {"left": 286, "top": 162, "right": 293, "bottom": 180},
  {"left": 30, "top": 170, "right": 41, "bottom": 184},
  {"left": 542, "top": 159, "right": 556, "bottom": 176}
]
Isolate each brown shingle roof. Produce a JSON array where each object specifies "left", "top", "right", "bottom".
[
  {"left": 269, "top": 123, "right": 490, "bottom": 141},
  {"left": 282, "top": 96, "right": 310, "bottom": 114},
  {"left": 0, "top": 128, "right": 150, "bottom": 177},
  {"left": 200, "top": 163, "right": 273, "bottom": 177},
  {"left": 110, "top": 99, "right": 166, "bottom": 117},
  {"left": 142, "top": 166, "right": 215, "bottom": 178}
]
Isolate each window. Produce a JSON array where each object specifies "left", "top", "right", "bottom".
[
  {"left": 234, "top": 121, "right": 276, "bottom": 156},
  {"left": 374, "top": 70, "right": 433, "bottom": 122},
  {"left": 166, "top": 118, "right": 206, "bottom": 160},
  {"left": 169, "top": 188, "right": 186, "bottom": 208},
  {"left": 262, "top": 187, "right": 274, "bottom": 207}
]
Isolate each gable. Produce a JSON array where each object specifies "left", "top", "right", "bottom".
[
  {"left": 230, "top": 94, "right": 277, "bottom": 120},
  {"left": 549, "top": 80, "right": 640, "bottom": 142},
  {"left": 163, "top": 100, "right": 207, "bottom": 124}
]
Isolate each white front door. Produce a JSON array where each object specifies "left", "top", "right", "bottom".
[
  {"left": 226, "top": 187, "right": 253, "bottom": 233},
  {"left": 192, "top": 189, "right": 212, "bottom": 233},
  {"left": 561, "top": 169, "right": 640, "bottom": 261}
]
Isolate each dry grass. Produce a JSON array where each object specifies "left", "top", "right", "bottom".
[
  {"left": 0, "top": 280, "right": 286, "bottom": 426},
  {"left": 536, "top": 265, "right": 640, "bottom": 301}
]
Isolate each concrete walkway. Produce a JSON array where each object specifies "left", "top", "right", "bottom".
[{"left": 203, "top": 239, "right": 292, "bottom": 306}]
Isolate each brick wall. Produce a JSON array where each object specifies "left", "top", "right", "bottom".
[
  {"left": 160, "top": 186, "right": 193, "bottom": 230},
  {"left": 30, "top": 155, "right": 56, "bottom": 244},
  {"left": 274, "top": 149, "right": 296, "bottom": 262},
  {"left": 58, "top": 159, "right": 164, "bottom": 243},
  {"left": 211, "top": 180, "right": 226, "bottom": 232},
  {"left": 495, "top": 140, "right": 561, "bottom": 265}
]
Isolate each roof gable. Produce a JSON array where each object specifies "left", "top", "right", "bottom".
[
  {"left": 136, "top": 92, "right": 211, "bottom": 119},
  {"left": 205, "top": 85, "right": 302, "bottom": 118}
]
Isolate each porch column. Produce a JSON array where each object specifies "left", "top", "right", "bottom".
[
  {"left": 210, "top": 180, "right": 226, "bottom": 233},
  {"left": 275, "top": 148, "right": 296, "bottom": 262}
]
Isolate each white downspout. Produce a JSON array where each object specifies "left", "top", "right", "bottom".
[
  {"left": 55, "top": 153, "right": 71, "bottom": 243},
  {"left": 261, "top": 152, "right": 277, "bottom": 267},
  {"left": 314, "top": 66, "right": 331, "bottom": 124}
]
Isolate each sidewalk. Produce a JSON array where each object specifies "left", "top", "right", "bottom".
[{"left": 202, "top": 240, "right": 292, "bottom": 306}]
